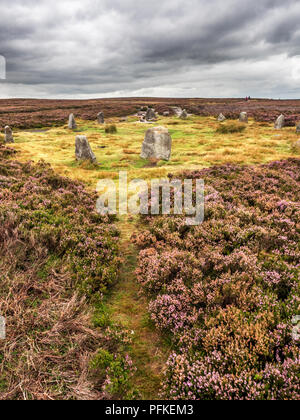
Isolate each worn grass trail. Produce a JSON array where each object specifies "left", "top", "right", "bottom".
[{"left": 107, "top": 216, "right": 169, "bottom": 400}]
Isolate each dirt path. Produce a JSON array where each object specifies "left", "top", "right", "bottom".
[{"left": 107, "top": 216, "right": 169, "bottom": 400}]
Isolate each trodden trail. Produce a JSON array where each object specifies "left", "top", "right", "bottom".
[{"left": 107, "top": 216, "right": 170, "bottom": 400}]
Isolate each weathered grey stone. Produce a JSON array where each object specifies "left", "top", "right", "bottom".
[
  {"left": 292, "top": 316, "right": 300, "bottom": 341},
  {"left": 141, "top": 126, "right": 172, "bottom": 161},
  {"left": 75, "top": 135, "right": 97, "bottom": 163},
  {"left": 97, "top": 111, "right": 105, "bottom": 124},
  {"left": 274, "top": 114, "right": 285, "bottom": 130},
  {"left": 68, "top": 113, "right": 77, "bottom": 130},
  {"left": 163, "top": 111, "right": 170, "bottom": 117},
  {"left": 239, "top": 112, "right": 248, "bottom": 123},
  {"left": 4, "top": 126, "right": 14, "bottom": 143},
  {"left": 172, "top": 107, "right": 183, "bottom": 116},
  {"left": 296, "top": 123, "right": 300, "bottom": 133},
  {"left": 145, "top": 108, "right": 157, "bottom": 121},
  {"left": 217, "top": 113, "right": 226, "bottom": 122},
  {"left": 180, "top": 109, "right": 188, "bottom": 120},
  {"left": 0, "top": 315, "right": 5, "bottom": 340}
]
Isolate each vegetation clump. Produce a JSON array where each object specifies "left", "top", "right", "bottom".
[
  {"left": 105, "top": 124, "right": 118, "bottom": 134},
  {"left": 0, "top": 145, "right": 135, "bottom": 400},
  {"left": 134, "top": 158, "right": 300, "bottom": 400},
  {"left": 216, "top": 122, "right": 246, "bottom": 134}
]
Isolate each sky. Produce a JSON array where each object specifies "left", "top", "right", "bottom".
[{"left": 1, "top": 0, "right": 300, "bottom": 99}]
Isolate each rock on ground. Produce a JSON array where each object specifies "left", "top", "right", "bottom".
[
  {"left": 239, "top": 112, "right": 248, "bottom": 123},
  {"left": 296, "top": 123, "right": 300, "bottom": 133},
  {"left": 172, "top": 107, "right": 183, "bottom": 117},
  {"left": 145, "top": 108, "right": 157, "bottom": 121},
  {"left": 75, "top": 135, "right": 97, "bottom": 163},
  {"left": 180, "top": 110, "right": 188, "bottom": 119},
  {"left": 97, "top": 112, "right": 105, "bottom": 124},
  {"left": 274, "top": 114, "right": 285, "bottom": 130},
  {"left": 68, "top": 113, "right": 77, "bottom": 130},
  {"left": 217, "top": 113, "right": 226, "bottom": 122},
  {"left": 141, "top": 126, "right": 172, "bottom": 161},
  {"left": 4, "top": 126, "right": 14, "bottom": 143}
]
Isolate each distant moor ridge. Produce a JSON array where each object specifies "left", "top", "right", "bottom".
[{"left": 2, "top": 98, "right": 300, "bottom": 129}]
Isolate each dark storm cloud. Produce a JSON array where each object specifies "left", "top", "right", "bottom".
[{"left": 1, "top": 0, "right": 300, "bottom": 98}]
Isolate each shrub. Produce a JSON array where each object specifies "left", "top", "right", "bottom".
[
  {"left": 0, "top": 145, "right": 135, "bottom": 400},
  {"left": 134, "top": 158, "right": 300, "bottom": 400},
  {"left": 105, "top": 124, "right": 118, "bottom": 134},
  {"left": 216, "top": 122, "right": 246, "bottom": 134}
]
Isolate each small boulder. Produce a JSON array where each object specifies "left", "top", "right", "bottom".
[
  {"left": 163, "top": 111, "right": 170, "bottom": 117},
  {"left": 217, "top": 113, "right": 226, "bottom": 122},
  {"left": 4, "top": 126, "right": 14, "bottom": 143},
  {"left": 239, "top": 112, "right": 248, "bottom": 123},
  {"left": 172, "top": 107, "right": 183, "bottom": 117},
  {"left": 180, "top": 110, "right": 188, "bottom": 120},
  {"left": 141, "top": 126, "right": 172, "bottom": 161},
  {"left": 75, "top": 135, "right": 97, "bottom": 163},
  {"left": 274, "top": 114, "right": 285, "bottom": 130},
  {"left": 68, "top": 113, "right": 77, "bottom": 130},
  {"left": 296, "top": 123, "right": 300, "bottom": 133},
  {"left": 292, "top": 316, "right": 300, "bottom": 341},
  {"left": 145, "top": 108, "right": 157, "bottom": 121},
  {"left": 97, "top": 112, "right": 105, "bottom": 124}
]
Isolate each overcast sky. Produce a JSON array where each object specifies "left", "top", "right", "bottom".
[{"left": 1, "top": 0, "right": 300, "bottom": 99}]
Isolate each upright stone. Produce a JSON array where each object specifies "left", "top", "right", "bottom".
[
  {"left": 4, "top": 126, "right": 14, "bottom": 143},
  {"left": 180, "top": 109, "right": 188, "bottom": 120},
  {"left": 172, "top": 107, "right": 183, "bottom": 116},
  {"left": 68, "top": 113, "right": 77, "bottom": 130},
  {"left": 217, "top": 113, "right": 226, "bottom": 122},
  {"left": 141, "top": 126, "right": 172, "bottom": 161},
  {"left": 274, "top": 114, "right": 285, "bottom": 130},
  {"left": 97, "top": 112, "right": 104, "bottom": 124},
  {"left": 145, "top": 108, "right": 156, "bottom": 121},
  {"left": 296, "top": 123, "right": 300, "bottom": 133},
  {"left": 239, "top": 112, "right": 248, "bottom": 123},
  {"left": 75, "top": 135, "right": 97, "bottom": 163}
]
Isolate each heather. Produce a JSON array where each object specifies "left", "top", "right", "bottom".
[
  {"left": 134, "top": 159, "right": 300, "bottom": 400},
  {"left": 0, "top": 145, "right": 135, "bottom": 400},
  {"left": 3, "top": 97, "right": 300, "bottom": 129}
]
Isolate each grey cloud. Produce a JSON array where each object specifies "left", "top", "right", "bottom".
[{"left": 0, "top": 0, "right": 300, "bottom": 98}]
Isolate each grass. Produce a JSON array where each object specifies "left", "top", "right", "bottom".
[
  {"left": 11, "top": 115, "right": 299, "bottom": 190},
  {"left": 106, "top": 217, "right": 170, "bottom": 399}
]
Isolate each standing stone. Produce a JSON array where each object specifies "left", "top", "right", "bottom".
[
  {"left": 296, "top": 123, "right": 300, "bottom": 133},
  {"left": 180, "top": 110, "right": 188, "bottom": 120},
  {"left": 141, "top": 126, "right": 172, "bottom": 161},
  {"left": 292, "top": 316, "right": 300, "bottom": 341},
  {"left": 68, "top": 113, "right": 77, "bottom": 130},
  {"left": 274, "top": 114, "right": 285, "bottom": 130},
  {"left": 75, "top": 135, "right": 97, "bottom": 163},
  {"left": 217, "top": 113, "right": 226, "bottom": 122},
  {"left": 4, "top": 126, "right": 14, "bottom": 143},
  {"left": 145, "top": 108, "right": 157, "bottom": 121},
  {"left": 172, "top": 107, "right": 183, "bottom": 117},
  {"left": 97, "top": 112, "right": 105, "bottom": 124},
  {"left": 239, "top": 112, "right": 248, "bottom": 123}
]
